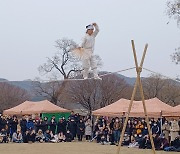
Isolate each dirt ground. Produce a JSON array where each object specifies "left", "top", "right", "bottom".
[{"left": 0, "top": 142, "right": 177, "bottom": 154}]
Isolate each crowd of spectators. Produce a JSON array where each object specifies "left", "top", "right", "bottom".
[{"left": 0, "top": 111, "right": 179, "bottom": 152}]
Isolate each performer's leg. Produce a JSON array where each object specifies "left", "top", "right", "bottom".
[
  {"left": 90, "top": 56, "right": 101, "bottom": 80},
  {"left": 82, "top": 58, "right": 90, "bottom": 79}
]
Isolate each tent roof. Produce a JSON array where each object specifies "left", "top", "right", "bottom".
[
  {"left": 3, "top": 100, "right": 70, "bottom": 115},
  {"left": 163, "top": 104, "right": 180, "bottom": 117},
  {"left": 92, "top": 97, "right": 173, "bottom": 117}
]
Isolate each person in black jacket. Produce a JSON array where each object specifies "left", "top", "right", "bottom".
[
  {"left": 36, "top": 118, "right": 45, "bottom": 133},
  {"left": 57, "top": 118, "right": 66, "bottom": 135},
  {"left": 77, "top": 119, "right": 85, "bottom": 141},
  {"left": 20, "top": 116, "right": 27, "bottom": 137},
  {"left": 43, "top": 117, "right": 49, "bottom": 132},
  {"left": 49, "top": 116, "right": 57, "bottom": 135},
  {"left": 65, "top": 130, "right": 72, "bottom": 142},
  {"left": 67, "top": 118, "right": 77, "bottom": 140},
  {"left": 10, "top": 115, "right": 18, "bottom": 137},
  {"left": 23, "top": 130, "right": 30, "bottom": 143}
]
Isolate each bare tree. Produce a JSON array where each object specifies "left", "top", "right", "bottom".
[
  {"left": 171, "top": 47, "right": 180, "bottom": 64},
  {"left": 66, "top": 80, "right": 101, "bottom": 114},
  {"left": 142, "top": 74, "right": 167, "bottom": 99},
  {"left": 142, "top": 74, "right": 180, "bottom": 106},
  {"left": 0, "top": 82, "right": 30, "bottom": 112},
  {"left": 166, "top": 0, "right": 180, "bottom": 64},
  {"left": 66, "top": 74, "right": 130, "bottom": 114},
  {"left": 166, "top": 0, "right": 180, "bottom": 27},
  {"left": 99, "top": 74, "right": 130, "bottom": 107}
]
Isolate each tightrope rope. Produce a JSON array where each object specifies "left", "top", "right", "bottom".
[
  {"left": 143, "top": 67, "right": 180, "bottom": 83},
  {"left": 38, "top": 67, "right": 136, "bottom": 82}
]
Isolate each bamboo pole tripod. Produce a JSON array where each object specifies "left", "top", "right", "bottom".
[{"left": 116, "top": 40, "right": 156, "bottom": 154}]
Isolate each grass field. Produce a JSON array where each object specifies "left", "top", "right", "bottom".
[{"left": 0, "top": 142, "right": 177, "bottom": 154}]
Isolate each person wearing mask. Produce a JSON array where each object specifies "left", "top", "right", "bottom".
[
  {"left": 113, "top": 117, "right": 122, "bottom": 145},
  {"left": 67, "top": 118, "right": 77, "bottom": 140},
  {"left": 12, "top": 129, "right": 23, "bottom": 143},
  {"left": 26, "top": 118, "right": 34, "bottom": 131},
  {"left": 170, "top": 119, "right": 180, "bottom": 145},
  {"left": 57, "top": 118, "right": 66, "bottom": 135},
  {"left": 35, "top": 129, "right": 45, "bottom": 143},
  {"left": 10, "top": 115, "right": 18, "bottom": 138},
  {"left": 20, "top": 116, "right": 27, "bottom": 137},
  {"left": 65, "top": 130, "right": 73, "bottom": 142},
  {"left": 49, "top": 116, "right": 57, "bottom": 135},
  {"left": 151, "top": 122, "right": 160, "bottom": 135},
  {"left": 29, "top": 129, "right": 36, "bottom": 143},
  {"left": 85, "top": 119, "right": 92, "bottom": 141},
  {"left": 162, "top": 120, "right": 170, "bottom": 142},
  {"left": 77, "top": 119, "right": 85, "bottom": 141}
]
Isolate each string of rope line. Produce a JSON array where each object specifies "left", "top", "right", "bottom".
[
  {"left": 39, "top": 67, "right": 136, "bottom": 82},
  {"left": 143, "top": 67, "right": 180, "bottom": 83},
  {"left": 60, "top": 67, "right": 136, "bottom": 81}
]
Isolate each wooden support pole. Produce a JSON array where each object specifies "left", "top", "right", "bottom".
[{"left": 116, "top": 40, "right": 156, "bottom": 154}]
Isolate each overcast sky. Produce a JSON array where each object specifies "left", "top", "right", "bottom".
[{"left": 0, "top": 0, "right": 179, "bottom": 81}]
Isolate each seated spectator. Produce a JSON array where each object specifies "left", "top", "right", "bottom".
[
  {"left": 12, "top": 129, "right": 23, "bottom": 143},
  {"left": 29, "top": 130, "right": 36, "bottom": 143},
  {"left": 139, "top": 135, "right": 151, "bottom": 149},
  {"left": 35, "top": 129, "right": 45, "bottom": 143},
  {"left": 159, "top": 134, "right": 169, "bottom": 150},
  {"left": 0, "top": 128, "right": 8, "bottom": 143},
  {"left": 135, "top": 121, "right": 144, "bottom": 135},
  {"left": 153, "top": 134, "right": 161, "bottom": 150},
  {"left": 123, "top": 133, "right": 131, "bottom": 146},
  {"left": 65, "top": 130, "right": 72, "bottom": 142},
  {"left": 58, "top": 132, "right": 66, "bottom": 142},
  {"left": 44, "top": 130, "right": 52, "bottom": 142},
  {"left": 23, "top": 130, "right": 30, "bottom": 143},
  {"left": 128, "top": 136, "right": 139, "bottom": 148}
]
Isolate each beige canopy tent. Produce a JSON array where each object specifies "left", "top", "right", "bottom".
[
  {"left": 163, "top": 104, "right": 180, "bottom": 117},
  {"left": 92, "top": 97, "right": 173, "bottom": 118},
  {"left": 3, "top": 100, "right": 70, "bottom": 115}
]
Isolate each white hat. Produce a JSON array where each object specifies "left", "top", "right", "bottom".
[{"left": 86, "top": 24, "right": 94, "bottom": 30}]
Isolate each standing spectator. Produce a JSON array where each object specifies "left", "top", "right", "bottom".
[
  {"left": 49, "top": 116, "right": 57, "bottom": 135},
  {"left": 113, "top": 117, "right": 122, "bottom": 145},
  {"left": 67, "top": 118, "right": 77, "bottom": 140},
  {"left": 43, "top": 117, "right": 49, "bottom": 131},
  {"left": 151, "top": 122, "right": 160, "bottom": 135},
  {"left": 170, "top": 119, "right": 180, "bottom": 145},
  {"left": 10, "top": 115, "right": 18, "bottom": 137},
  {"left": 26, "top": 118, "right": 34, "bottom": 131},
  {"left": 20, "top": 116, "right": 27, "bottom": 136},
  {"left": 85, "top": 119, "right": 92, "bottom": 141},
  {"left": 162, "top": 120, "right": 170, "bottom": 142},
  {"left": 0, "top": 116, "right": 7, "bottom": 130},
  {"left": 36, "top": 118, "right": 45, "bottom": 133},
  {"left": 12, "top": 129, "right": 23, "bottom": 143},
  {"left": 126, "top": 120, "right": 133, "bottom": 140},
  {"left": 77, "top": 119, "right": 85, "bottom": 141},
  {"left": 57, "top": 118, "right": 66, "bottom": 135}
]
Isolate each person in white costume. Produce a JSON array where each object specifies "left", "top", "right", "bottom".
[{"left": 78, "top": 23, "right": 101, "bottom": 80}]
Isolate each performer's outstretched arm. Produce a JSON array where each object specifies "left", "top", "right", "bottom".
[{"left": 92, "top": 23, "right": 99, "bottom": 37}]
